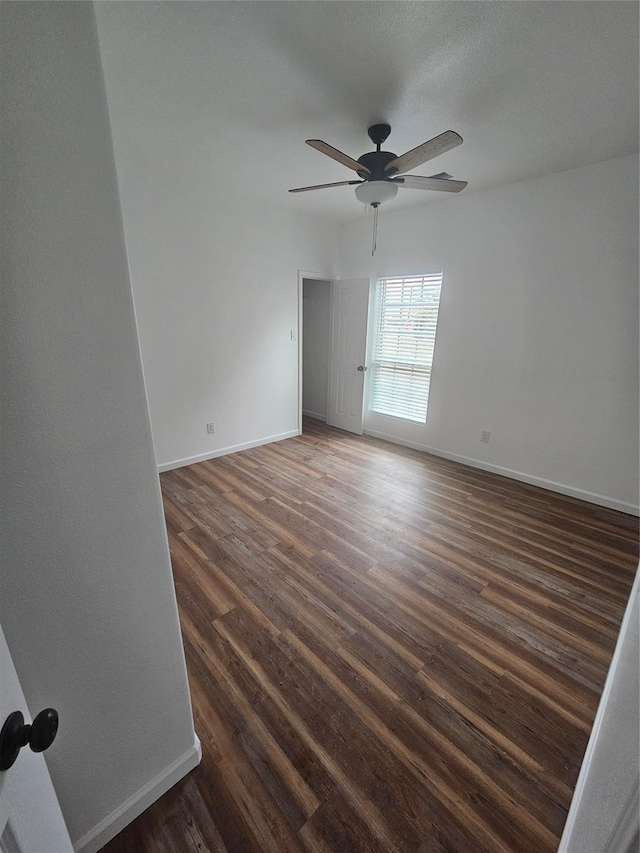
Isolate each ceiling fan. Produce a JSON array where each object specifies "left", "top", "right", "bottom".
[{"left": 289, "top": 123, "right": 467, "bottom": 206}]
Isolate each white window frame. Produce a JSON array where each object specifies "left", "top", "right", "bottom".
[{"left": 368, "top": 272, "right": 443, "bottom": 424}]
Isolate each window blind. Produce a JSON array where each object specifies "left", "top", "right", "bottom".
[{"left": 369, "top": 273, "right": 443, "bottom": 423}]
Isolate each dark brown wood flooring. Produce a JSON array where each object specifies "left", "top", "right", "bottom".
[{"left": 103, "top": 418, "right": 638, "bottom": 853}]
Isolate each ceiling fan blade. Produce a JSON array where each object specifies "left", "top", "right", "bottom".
[
  {"left": 385, "top": 130, "right": 463, "bottom": 176},
  {"left": 305, "top": 140, "right": 371, "bottom": 175},
  {"left": 394, "top": 175, "right": 467, "bottom": 192},
  {"left": 289, "top": 180, "right": 364, "bottom": 193}
]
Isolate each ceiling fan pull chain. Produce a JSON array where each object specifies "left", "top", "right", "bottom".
[{"left": 372, "top": 204, "right": 379, "bottom": 256}]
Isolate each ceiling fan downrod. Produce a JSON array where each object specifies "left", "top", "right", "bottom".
[{"left": 357, "top": 125, "right": 398, "bottom": 179}]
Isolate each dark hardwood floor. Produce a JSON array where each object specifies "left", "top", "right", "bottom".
[{"left": 103, "top": 418, "right": 638, "bottom": 853}]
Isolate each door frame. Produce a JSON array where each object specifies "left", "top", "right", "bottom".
[{"left": 297, "top": 269, "right": 336, "bottom": 435}]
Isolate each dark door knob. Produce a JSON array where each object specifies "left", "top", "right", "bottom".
[{"left": 0, "top": 708, "right": 59, "bottom": 771}]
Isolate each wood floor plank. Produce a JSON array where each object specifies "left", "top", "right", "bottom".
[
  {"left": 213, "top": 611, "right": 419, "bottom": 853},
  {"left": 280, "top": 627, "right": 553, "bottom": 853},
  {"left": 103, "top": 419, "right": 638, "bottom": 853}
]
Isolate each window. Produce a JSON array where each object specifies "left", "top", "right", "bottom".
[{"left": 369, "top": 273, "right": 443, "bottom": 423}]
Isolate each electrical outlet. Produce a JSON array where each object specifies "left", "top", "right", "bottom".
[
  {"left": 480, "top": 430, "right": 490, "bottom": 443},
  {"left": 290, "top": 329, "right": 297, "bottom": 341},
  {"left": 206, "top": 422, "right": 215, "bottom": 435}
]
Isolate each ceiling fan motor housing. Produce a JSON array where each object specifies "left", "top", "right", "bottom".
[{"left": 357, "top": 150, "right": 398, "bottom": 180}]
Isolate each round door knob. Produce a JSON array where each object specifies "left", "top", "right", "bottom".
[
  {"left": 357, "top": 365, "right": 367, "bottom": 372},
  {"left": 0, "top": 708, "right": 59, "bottom": 771},
  {"left": 29, "top": 708, "right": 58, "bottom": 753}
]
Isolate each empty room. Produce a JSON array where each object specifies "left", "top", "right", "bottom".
[{"left": 1, "top": 2, "right": 638, "bottom": 853}]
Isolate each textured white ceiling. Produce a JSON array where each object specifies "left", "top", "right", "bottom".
[{"left": 96, "top": 1, "right": 639, "bottom": 224}]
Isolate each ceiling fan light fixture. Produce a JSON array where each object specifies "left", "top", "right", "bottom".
[{"left": 355, "top": 180, "right": 398, "bottom": 207}]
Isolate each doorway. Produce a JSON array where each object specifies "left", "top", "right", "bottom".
[
  {"left": 301, "top": 278, "right": 332, "bottom": 424},
  {"left": 297, "top": 274, "right": 371, "bottom": 436}
]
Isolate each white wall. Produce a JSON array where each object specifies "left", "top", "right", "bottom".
[
  {"left": 303, "top": 279, "right": 332, "bottom": 420},
  {"left": 125, "top": 193, "right": 338, "bottom": 469},
  {"left": 109, "top": 186, "right": 338, "bottom": 469},
  {"left": 95, "top": 15, "right": 339, "bottom": 469},
  {"left": 0, "top": 3, "right": 198, "bottom": 849},
  {"left": 342, "top": 156, "right": 639, "bottom": 513}
]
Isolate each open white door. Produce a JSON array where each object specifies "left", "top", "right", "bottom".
[
  {"left": 327, "top": 278, "right": 370, "bottom": 435},
  {"left": 0, "top": 624, "right": 72, "bottom": 853},
  {"left": 558, "top": 567, "right": 639, "bottom": 853}
]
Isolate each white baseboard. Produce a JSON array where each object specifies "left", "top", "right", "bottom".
[
  {"left": 74, "top": 735, "right": 202, "bottom": 853},
  {"left": 363, "top": 428, "right": 639, "bottom": 516},
  {"left": 302, "top": 410, "right": 327, "bottom": 422},
  {"left": 157, "top": 430, "right": 299, "bottom": 473}
]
